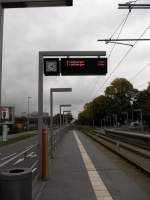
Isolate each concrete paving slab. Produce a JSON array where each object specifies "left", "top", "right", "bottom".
[
  {"left": 34, "top": 129, "right": 150, "bottom": 200},
  {"left": 36, "top": 130, "right": 97, "bottom": 200}
]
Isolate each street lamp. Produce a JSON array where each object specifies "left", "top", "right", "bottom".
[
  {"left": 63, "top": 110, "right": 71, "bottom": 125},
  {"left": 0, "top": 0, "right": 73, "bottom": 180},
  {"left": 50, "top": 88, "right": 72, "bottom": 158},
  {"left": 27, "top": 96, "right": 32, "bottom": 131},
  {"left": 121, "top": 112, "right": 129, "bottom": 126},
  {"left": 133, "top": 109, "right": 143, "bottom": 131},
  {"left": 59, "top": 104, "right": 71, "bottom": 127}
]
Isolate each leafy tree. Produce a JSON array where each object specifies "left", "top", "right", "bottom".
[
  {"left": 136, "top": 89, "right": 150, "bottom": 122},
  {"left": 77, "top": 78, "right": 150, "bottom": 126},
  {"left": 105, "top": 78, "right": 133, "bottom": 115}
]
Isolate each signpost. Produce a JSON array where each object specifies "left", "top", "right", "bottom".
[
  {"left": 0, "top": 0, "right": 73, "bottom": 179},
  {"left": 50, "top": 88, "right": 72, "bottom": 158},
  {"left": 44, "top": 57, "right": 107, "bottom": 76},
  {"left": 39, "top": 52, "right": 107, "bottom": 177},
  {"left": 61, "top": 58, "right": 107, "bottom": 76},
  {"left": 0, "top": 106, "right": 15, "bottom": 142},
  {"left": 59, "top": 104, "right": 71, "bottom": 127},
  {"left": 0, "top": 0, "right": 73, "bottom": 8}
]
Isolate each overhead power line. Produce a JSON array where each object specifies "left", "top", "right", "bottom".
[
  {"left": 135, "top": 81, "right": 149, "bottom": 88},
  {"left": 86, "top": 11, "right": 131, "bottom": 103},
  {"left": 108, "top": 11, "right": 131, "bottom": 59},
  {"left": 130, "top": 62, "right": 150, "bottom": 82},
  {"left": 94, "top": 24, "right": 150, "bottom": 97},
  {"left": 87, "top": 12, "right": 131, "bottom": 102},
  {"left": 98, "top": 38, "right": 150, "bottom": 42}
]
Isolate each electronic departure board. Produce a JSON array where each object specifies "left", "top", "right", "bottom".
[
  {"left": 61, "top": 58, "right": 107, "bottom": 76},
  {"left": 0, "top": 0, "right": 73, "bottom": 8}
]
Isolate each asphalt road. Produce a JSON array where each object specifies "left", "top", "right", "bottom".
[
  {"left": 0, "top": 133, "right": 38, "bottom": 178},
  {"left": 0, "top": 126, "right": 69, "bottom": 180}
]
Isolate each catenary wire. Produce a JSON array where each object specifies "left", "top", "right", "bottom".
[
  {"left": 92, "top": 24, "right": 150, "bottom": 98},
  {"left": 86, "top": 12, "right": 131, "bottom": 103},
  {"left": 130, "top": 62, "right": 150, "bottom": 82}
]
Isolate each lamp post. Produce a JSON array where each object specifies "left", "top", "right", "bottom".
[
  {"left": 133, "top": 109, "right": 143, "bottom": 131},
  {"left": 63, "top": 110, "right": 71, "bottom": 125},
  {"left": 121, "top": 112, "right": 129, "bottom": 126},
  {"left": 59, "top": 104, "right": 71, "bottom": 127},
  {"left": 50, "top": 88, "right": 72, "bottom": 158},
  {"left": 0, "top": 1, "right": 73, "bottom": 179},
  {"left": 27, "top": 96, "right": 32, "bottom": 131}
]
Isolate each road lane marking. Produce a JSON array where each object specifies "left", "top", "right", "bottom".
[
  {"left": 0, "top": 144, "right": 37, "bottom": 168},
  {"left": 27, "top": 151, "right": 37, "bottom": 158},
  {"left": 73, "top": 130, "right": 113, "bottom": 200},
  {"left": 32, "top": 168, "right": 37, "bottom": 173},
  {"left": 13, "top": 158, "right": 25, "bottom": 165},
  {"left": 1, "top": 153, "right": 16, "bottom": 161},
  {"left": 25, "top": 145, "right": 34, "bottom": 150},
  {"left": 31, "top": 160, "right": 38, "bottom": 169}
]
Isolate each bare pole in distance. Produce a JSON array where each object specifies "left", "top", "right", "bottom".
[
  {"left": 59, "top": 104, "right": 71, "bottom": 127},
  {"left": 50, "top": 88, "right": 72, "bottom": 158}
]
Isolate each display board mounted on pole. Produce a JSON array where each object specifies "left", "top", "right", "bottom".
[
  {"left": 44, "top": 57, "right": 107, "bottom": 76},
  {"left": 0, "top": 0, "right": 73, "bottom": 8}
]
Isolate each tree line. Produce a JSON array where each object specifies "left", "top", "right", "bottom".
[{"left": 77, "top": 78, "right": 150, "bottom": 127}]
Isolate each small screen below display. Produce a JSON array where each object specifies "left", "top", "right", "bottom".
[{"left": 61, "top": 58, "right": 107, "bottom": 76}]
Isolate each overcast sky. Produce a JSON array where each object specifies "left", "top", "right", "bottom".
[{"left": 1, "top": 0, "right": 150, "bottom": 118}]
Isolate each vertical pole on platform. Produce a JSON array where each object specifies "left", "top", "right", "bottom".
[
  {"left": 42, "top": 128, "right": 46, "bottom": 178},
  {"left": 38, "top": 52, "right": 43, "bottom": 178},
  {"left": 0, "top": 5, "right": 4, "bottom": 135},
  {"left": 2, "top": 124, "right": 7, "bottom": 142},
  {"left": 59, "top": 105, "right": 61, "bottom": 128},
  {"left": 42, "top": 128, "right": 49, "bottom": 180},
  {"left": 50, "top": 90, "right": 54, "bottom": 158},
  {"left": 46, "top": 128, "right": 49, "bottom": 177},
  {"left": 0, "top": 5, "right": 3, "bottom": 109}
]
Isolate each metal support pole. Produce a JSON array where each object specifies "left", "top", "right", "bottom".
[
  {"left": 141, "top": 110, "right": 143, "bottom": 126},
  {"left": 140, "top": 110, "right": 143, "bottom": 131},
  {"left": 2, "top": 124, "right": 7, "bottom": 142},
  {"left": 0, "top": 5, "right": 4, "bottom": 135},
  {"left": 27, "top": 96, "right": 32, "bottom": 131},
  {"left": 127, "top": 113, "right": 129, "bottom": 125},
  {"left": 110, "top": 116, "right": 112, "bottom": 127},
  {"left": 0, "top": 5, "right": 3, "bottom": 109},
  {"left": 132, "top": 106, "right": 133, "bottom": 121},
  {"left": 106, "top": 116, "right": 109, "bottom": 127},
  {"left": 50, "top": 90, "right": 54, "bottom": 158},
  {"left": 63, "top": 112, "right": 65, "bottom": 125},
  {"left": 59, "top": 106, "right": 61, "bottom": 128},
  {"left": 38, "top": 53, "right": 43, "bottom": 178},
  {"left": 27, "top": 97, "right": 29, "bottom": 131},
  {"left": 93, "top": 120, "right": 94, "bottom": 128},
  {"left": 103, "top": 119, "right": 105, "bottom": 127}
]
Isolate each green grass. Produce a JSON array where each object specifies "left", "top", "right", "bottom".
[{"left": 0, "top": 133, "right": 36, "bottom": 147}]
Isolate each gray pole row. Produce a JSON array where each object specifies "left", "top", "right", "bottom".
[{"left": 0, "top": 5, "right": 3, "bottom": 109}]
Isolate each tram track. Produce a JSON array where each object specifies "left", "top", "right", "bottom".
[{"left": 77, "top": 127, "right": 150, "bottom": 175}]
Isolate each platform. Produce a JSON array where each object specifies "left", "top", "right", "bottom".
[{"left": 34, "top": 129, "right": 150, "bottom": 200}]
